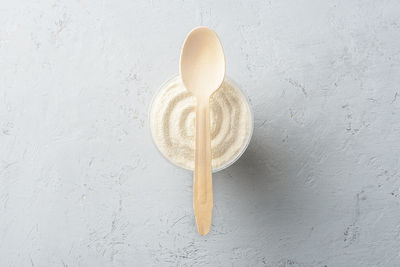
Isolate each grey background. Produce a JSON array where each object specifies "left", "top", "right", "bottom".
[{"left": 1, "top": 0, "right": 400, "bottom": 266}]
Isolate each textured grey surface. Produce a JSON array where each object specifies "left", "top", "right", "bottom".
[{"left": 1, "top": 0, "right": 400, "bottom": 266}]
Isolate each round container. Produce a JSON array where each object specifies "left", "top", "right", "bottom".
[{"left": 149, "top": 75, "right": 254, "bottom": 172}]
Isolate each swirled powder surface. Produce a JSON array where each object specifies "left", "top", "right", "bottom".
[{"left": 150, "top": 76, "right": 251, "bottom": 170}]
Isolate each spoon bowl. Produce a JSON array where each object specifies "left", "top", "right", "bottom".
[{"left": 180, "top": 27, "right": 225, "bottom": 98}]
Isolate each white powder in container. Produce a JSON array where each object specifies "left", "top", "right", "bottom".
[{"left": 150, "top": 76, "right": 252, "bottom": 171}]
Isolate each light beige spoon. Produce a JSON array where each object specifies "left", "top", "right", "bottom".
[{"left": 180, "top": 27, "right": 225, "bottom": 235}]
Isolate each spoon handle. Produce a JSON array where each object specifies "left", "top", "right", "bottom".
[{"left": 193, "top": 99, "right": 213, "bottom": 235}]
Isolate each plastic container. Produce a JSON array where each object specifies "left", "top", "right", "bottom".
[{"left": 149, "top": 75, "right": 254, "bottom": 172}]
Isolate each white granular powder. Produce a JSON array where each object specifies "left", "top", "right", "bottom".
[{"left": 150, "top": 76, "right": 252, "bottom": 171}]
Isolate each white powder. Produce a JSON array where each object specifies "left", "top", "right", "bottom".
[{"left": 150, "top": 76, "right": 252, "bottom": 170}]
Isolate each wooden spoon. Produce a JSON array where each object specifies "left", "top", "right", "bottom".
[{"left": 180, "top": 27, "right": 225, "bottom": 235}]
